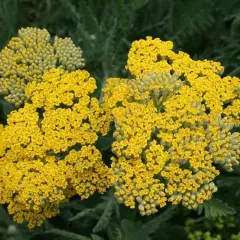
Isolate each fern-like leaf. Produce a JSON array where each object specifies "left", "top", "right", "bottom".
[
  {"left": 91, "top": 234, "right": 104, "bottom": 240},
  {"left": 107, "top": 226, "right": 123, "bottom": 240},
  {"left": 45, "top": 229, "right": 92, "bottom": 240},
  {"left": 93, "top": 197, "right": 114, "bottom": 233},
  {"left": 69, "top": 209, "right": 97, "bottom": 222},
  {"left": 200, "top": 199, "right": 236, "bottom": 218},
  {"left": 137, "top": 206, "right": 175, "bottom": 236}
]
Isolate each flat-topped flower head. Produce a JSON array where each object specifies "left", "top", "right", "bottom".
[
  {"left": 103, "top": 37, "right": 240, "bottom": 215},
  {"left": 126, "top": 36, "right": 224, "bottom": 78},
  {"left": 0, "top": 69, "right": 113, "bottom": 228},
  {"left": 0, "top": 27, "right": 85, "bottom": 107}
]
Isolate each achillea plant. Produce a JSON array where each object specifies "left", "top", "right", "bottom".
[
  {"left": 103, "top": 37, "right": 240, "bottom": 216},
  {"left": 0, "top": 68, "right": 114, "bottom": 228},
  {"left": 185, "top": 216, "right": 240, "bottom": 240},
  {"left": 0, "top": 27, "right": 85, "bottom": 107}
]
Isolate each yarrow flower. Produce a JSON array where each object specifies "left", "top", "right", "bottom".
[
  {"left": 0, "top": 69, "right": 114, "bottom": 228},
  {"left": 0, "top": 27, "right": 85, "bottom": 107},
  {"left": 103, "top": 37, "right": 240, "bottom": 216},
  {"left": 126, "top": 36, "right": 224, "bottom": 78}
]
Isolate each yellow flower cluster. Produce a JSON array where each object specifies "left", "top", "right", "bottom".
[
  {"left": 0, "top": 69, "right": 113, "bottom": 228},
  {"left": 126, "top": 36, "right": 224, "bottom": 78},
  {"left": 103, "top": 37, "right": 240, "bottom": 215},
  {"left": 0, "top": 27, "right": 85, "bottom": 107}
]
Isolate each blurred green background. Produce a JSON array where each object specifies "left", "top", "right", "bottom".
[
  {"left": 1, "top": 0, "right": 240, "bottom": 239},
  {"left": 2, "top": 0, "right": 240, "bottom": 81}
]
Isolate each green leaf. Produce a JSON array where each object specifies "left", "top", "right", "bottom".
[
  {"left": 136, "top": 206, "right": 175, "bottom": 236},
  {"left": 228, "top": 67, "right": 240, "bottom": 76},
  {"left": 69, "top": 209, "right": 97, "bottom": 222},
  {"left": 118, "top": 207, "right": 175, "bottom": 240},
  {"left": 121, "top": 219, "right": 151, "bottom": 240},
  {"left": 0, "top": 98, "right": 15, "bottom": 119},
  {"left": 0, "top": 206, "right": 13, "bottom": 225},
  {"left": 95, "top": 135, "right": 114, "bottom": 151},
  {"left": 121, "top": 219, "right": 136, "bottom": 237},
  {"left": 45, "top": 229, "right": 92, "bottom": 240},
  {"left": 0, "top": 227, "right": 5, "bottom": 234},
  {"left": 132, "top": 0, "right": 149, "bottom": 10},
  {"left": 93, "top": 197, "right": 114, "bottom": 233},
  {"left": 91, "top": 234, "right": 104, "bottom": 240},
  {"left": 217, "top": 176, "right": 240, "bottom": 187},
  {"left": 201, "top": 198, "right": 236, "bottom": 218},
  {"left": 107, "top": 226, "right": 122, "bottom": 240}
]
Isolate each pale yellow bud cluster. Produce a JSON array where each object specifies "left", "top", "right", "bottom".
[
  {"left": 170, "top": 182, "right": 218, "bottom": 209},
  {"left": 0, "top": 27, "right": 85, "bottom": 107},
  {"left": 53, "top": 37, "right": 84, "bottom": 71},
  {"left": 208, "top": 118, "right": 240, "bottom": 172}
]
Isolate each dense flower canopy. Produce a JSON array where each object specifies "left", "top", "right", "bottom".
[
  {"left": 103, "top": 37, "right": 240, "bottom": 216},
  {"left": 0, "top": 69, "right": 114, "bottom": 228},
  {"left": 0, "top": 33, "right": 239, "bottom": 228},
  {"left": 0, "top": 27, "right": 85, "bottom": 107}
]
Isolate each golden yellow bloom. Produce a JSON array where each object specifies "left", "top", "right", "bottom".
[
  {"left": 126, "top": 36, "right": 223, "bottom": 78},
  {"left": 0, "top": 27, "right": 85, "bottom": 107},
  {"left": 104, "top": 37, "right": 240, "bottom": 215},
  {"left": 224, "top": 99, "right": 240, "bottom": 126},
  {"left": 0, "top": 69, "right": 113, "bottom": 228},
  {"left": 112, "top": 157, "right": 167, "bottom": 215}
]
